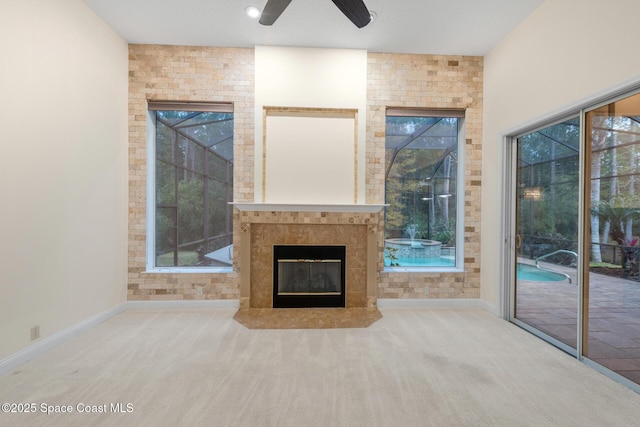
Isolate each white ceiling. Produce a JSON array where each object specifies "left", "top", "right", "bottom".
[{"left": 84, "top": 0, "right": 543, "bottom": 56}]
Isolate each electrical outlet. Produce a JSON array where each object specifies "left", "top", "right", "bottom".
[{"left": 30, "top": 325, "right": 40, "bottom": 341}]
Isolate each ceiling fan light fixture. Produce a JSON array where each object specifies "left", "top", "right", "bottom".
[
  {"left": 331, "top": 0, "right": 371, "bottom": 28},
  {"left": 259, "top": 0, "right": 370, "bottom": 28},
  {"left": 245, "top": 6, "right": 261, "bottom": 19}
]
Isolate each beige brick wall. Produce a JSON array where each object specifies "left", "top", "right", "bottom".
[
  {"left": 128, "top": 45, "right": 253, "bottom": 300},
  {"left": 127, "top": 46, "right": 482, "bottom": 301},
  {"left": 367, "top": 54, "right": 483, "bottom": 299}
]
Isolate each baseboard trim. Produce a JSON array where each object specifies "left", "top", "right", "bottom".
[
  {"left": 125, "top": 299, "right": 240, "bottom": 310},
  {"left": 0, "top": 304, "right": 126, "bottom": 377},
  {"left": 477, "top": 299, "right": 499, "bottom": 316},
  {"left": 377, "top": 298, "right": 486, "bottom": 309}
]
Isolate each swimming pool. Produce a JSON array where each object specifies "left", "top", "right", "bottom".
[
  {"left": 384, "top": 256, "right": 455, "bottom": 267},
  {"left": 517, "top": 263, "right": 568, "bottom": 282}
]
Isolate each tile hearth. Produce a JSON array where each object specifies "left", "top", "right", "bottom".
[{"left": 233, "top": 308, "right": 383, "bottom": 329}]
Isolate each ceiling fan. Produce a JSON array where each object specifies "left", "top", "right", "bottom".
[{"left": 259, "top": 0, "right": 372, "bottom": 28}]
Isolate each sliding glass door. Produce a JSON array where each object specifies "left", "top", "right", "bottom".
[
  {"left": 584, "top": 92, "right": 640, "bottom": 386},
  {"left": 509, "top": 89, "right": 640, "bottom": 390},
  {"left": 513, "top": 118, "right": 580, "bottom": 353}
]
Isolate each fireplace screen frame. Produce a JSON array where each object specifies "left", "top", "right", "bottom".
[{"left": 273, "top": 245, "right": 346, "bottom": 308}]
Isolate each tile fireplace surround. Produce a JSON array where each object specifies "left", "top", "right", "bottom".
[{"left": 233, "top": 203, "right": 385, "bottom": 310}]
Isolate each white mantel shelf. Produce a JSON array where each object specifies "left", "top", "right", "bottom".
[{"left": 230, "top": 202, "right": 387, "bottom": 213}]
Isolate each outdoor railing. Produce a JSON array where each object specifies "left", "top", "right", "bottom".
[
  {"left": 535, "top": 249, "right": 577, "bottom": 283},
  {"left": 520, "top": 235, "right": 640, "bottom": 281}
]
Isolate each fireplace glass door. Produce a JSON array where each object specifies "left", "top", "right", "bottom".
[{"left": 273, "top": 245, "right": 346, "bottom": 308}]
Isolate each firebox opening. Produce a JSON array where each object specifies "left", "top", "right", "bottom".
[{"left": 273, "top": 245, "right": 346, "bottom": 308}]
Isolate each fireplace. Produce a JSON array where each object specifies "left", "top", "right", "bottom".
[
  {"left": 233, "top": 203, "right": 385, "bottom": 310},
  {"left": 273, "top": 245, "right": 346, "bottom": 308}
]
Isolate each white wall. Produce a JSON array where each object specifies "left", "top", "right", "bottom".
[
  {"left": 482, "top": 0, "right": 640, "bottom": 312},
  {"left": 254, "top": 46, "right": 368, "bottom": 204},
  {"left": 0, "top": 0, "right": 128, "bottom": 359}
]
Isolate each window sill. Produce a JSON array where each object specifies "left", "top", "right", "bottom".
[
  {"left": 145, "top": 266, "right": 234, "bottom": 274},
  {"left": 383, "top": 266, "right": 465, "bottom": 274}
]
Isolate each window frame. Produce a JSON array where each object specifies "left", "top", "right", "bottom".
[
  {"left": 146, "top": 101, "right": 234, "bottom": 273},
  {"left": 384, "top": 107, "right": 466, "bottom": 272}
]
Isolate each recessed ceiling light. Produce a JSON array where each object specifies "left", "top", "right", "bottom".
[
  {"left": 369, "top": 11, "right": 377, "bottom": 23},
  {"left": 245, "top": 6, "right": 260, "bottom": 19}
]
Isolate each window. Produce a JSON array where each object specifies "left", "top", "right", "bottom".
[
  {"left": 384, "top": 108, "right": 464, "bottom": 268},
  {"left": 147, "top": 102, "right": 234, "bottom": 270}
]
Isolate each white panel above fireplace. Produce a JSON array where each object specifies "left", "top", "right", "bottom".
[
  {"left": 264, "top": 110, "right": 355, "bottom": 204},
  {"left": 254, "top": 46, "right": 367, "bottom": 204}
]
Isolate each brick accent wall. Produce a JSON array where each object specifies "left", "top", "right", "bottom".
[
  {"left": 128, "top": 45, "right": 254, "bottom": 300},
  {"left": 127, "top": 46, "right": 482, "bottom": 301},
  {"left": 367, "top": 54, "right": 483, "bottom": 299}
]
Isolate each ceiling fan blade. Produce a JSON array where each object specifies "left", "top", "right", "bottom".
[
  {"left": 331, "top": 0, "right": 371, "bottom": 28},
  {"left": 259, "top": 0, "right": 293, "bottom": 26}
]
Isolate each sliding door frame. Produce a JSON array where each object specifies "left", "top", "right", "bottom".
[
  {"left": 502, "top": 82, "right": 640, "bottom": 393},
  {"left": 504, "top": 114, "right": 582, "bottom": 359},
  {"left": 580, "top": 89, "right": 640, "bottom": 393}
]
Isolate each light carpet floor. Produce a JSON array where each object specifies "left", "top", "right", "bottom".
[{"left": 1, "top": 307, "right": 640, "bottom": 426}]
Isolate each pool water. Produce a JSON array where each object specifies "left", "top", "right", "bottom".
[
  {"left": 517, "top": 263, "right": 567, "bottom": 282},
  {"left": 385, "top": 256, "right": 455, "bottom": 267}
]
